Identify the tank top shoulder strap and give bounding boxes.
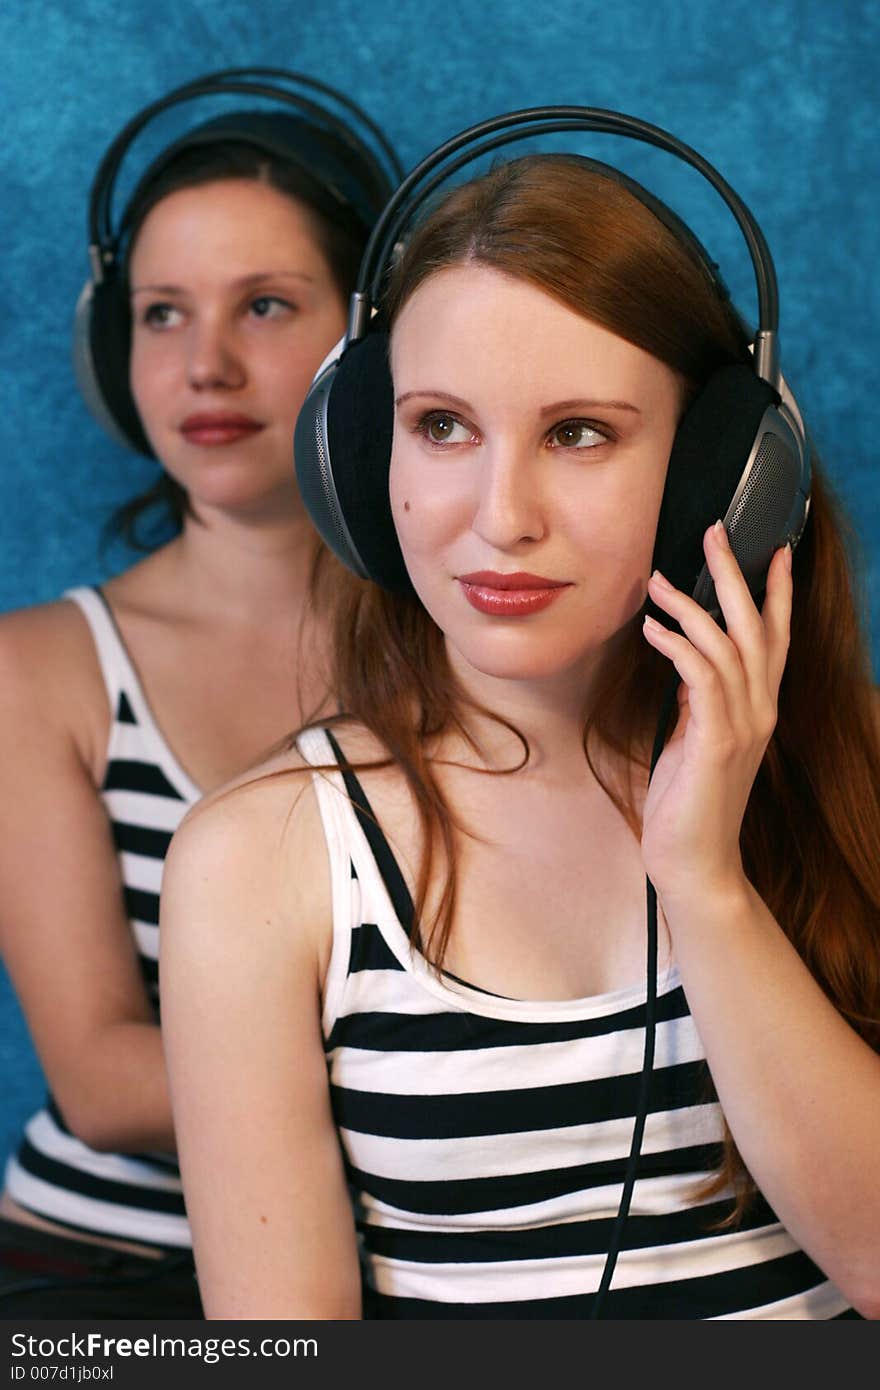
[63,584,203,805]
[324,728,416,932]
[297,727,508,1015]
[296,726,416,929]
[62,584,142,720]
[297,725,420,1034]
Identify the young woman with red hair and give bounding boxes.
[162,154,880,1320]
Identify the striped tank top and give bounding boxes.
[301,726,855,1319]
[4,586,194,1248]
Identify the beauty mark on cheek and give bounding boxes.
[404,500,411,512]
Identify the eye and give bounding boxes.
[548,419,609,450]
[416,412,475,446]
[249,295,293,319]
[141,302,183,329]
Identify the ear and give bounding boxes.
[295,325,411,591]
[72,273,153,455]
[653,364,779,595]
[653,363,808,621]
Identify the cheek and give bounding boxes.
[263,355,313,419]
[389,484,462,629]
[129,336,172,424]
[596,459,669,619]
[558,454,668,619]
[601,443,670,556]
[264,325,347,417]
[389,444,468,571]
[389,457,426,565]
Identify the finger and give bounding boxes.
[700,521,770,700]
[642,614,737,757]
[647,569,751,743]
[761,543,793,698]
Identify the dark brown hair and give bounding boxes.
[318,155,880,1215]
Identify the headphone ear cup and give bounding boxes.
[72,274,154,456]
[652,364,786,613]
[295,326,410,591]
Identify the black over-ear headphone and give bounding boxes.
[294,106,811,620]
[73,67,404,456]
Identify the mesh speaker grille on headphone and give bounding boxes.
[303,391,364,572]
[728,430,801,580]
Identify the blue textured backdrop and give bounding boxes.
[1,0,877,1164]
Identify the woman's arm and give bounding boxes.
[0,604,174,1153]
[660,874,880,1318]
[642,527,880,1318]
[160,767,362,1319]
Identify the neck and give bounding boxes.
[168,497,321,626]
[443,642,619,777]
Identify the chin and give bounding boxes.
[175,467,297,516]
[450,632,600,686]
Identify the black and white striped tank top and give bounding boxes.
[300,726,854,1319]
[4,586,194,1248]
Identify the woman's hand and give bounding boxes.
[639,520,793,909]
[637,524,880,1314]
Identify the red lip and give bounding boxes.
[180,412,264,446]
[459,571,565,590]
[457,571,571,616]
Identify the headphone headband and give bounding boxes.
[88,67,405,283]
[350,106,779,386]
[75,67,403,457]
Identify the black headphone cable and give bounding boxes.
[589,672,681,1319]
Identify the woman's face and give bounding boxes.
[129,178,347,521]
[390,264,684,693]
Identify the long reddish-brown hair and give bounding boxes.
[315,155,880,1211]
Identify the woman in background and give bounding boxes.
[0,70,400,1316]
[162,151,880,1319]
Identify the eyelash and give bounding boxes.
[140,303,180,328]
[413,412,475,446]
[547,418,612,449]
[248,295,296,319]
[137,295,296,329]
[412,411,613,450]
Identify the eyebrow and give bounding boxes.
[394,390,641,415]
[130,271,316,295]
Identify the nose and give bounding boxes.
[186,317,245,391]
[471,443,546,550]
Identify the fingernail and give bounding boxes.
[643,614,665,634]
[784,542,792,573]
[650,569,673,590]
[714,519,730,549]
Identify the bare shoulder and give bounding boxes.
[0,596,102,687]
[162,740,332,973]
[168,742,314,864]
[0,597,108,767]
